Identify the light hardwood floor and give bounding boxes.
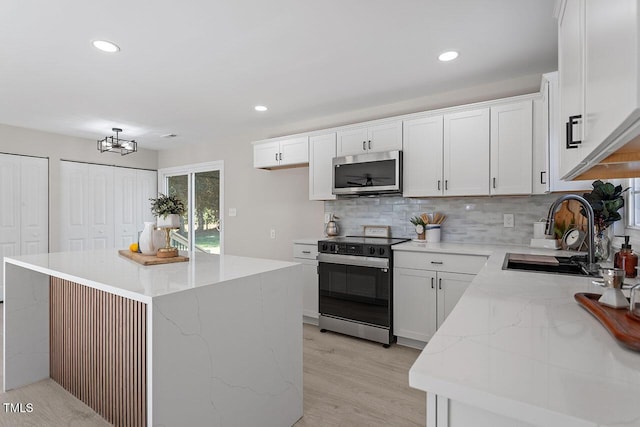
[0,305,425,426]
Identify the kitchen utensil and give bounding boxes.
[598,268,629,309]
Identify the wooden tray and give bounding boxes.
[118,250,189,266]
[575,292,640,351]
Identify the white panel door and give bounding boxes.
[309,133,337,200]
[403,115,444,197]
[279,136,309,166]
[114,167,138,249]
[87,164,114,250]
[20,156,48,255]
[368,121,403,153]
[336,127,369,156]
[137,169,158,229]
[394,268,438,342]
[0,155,21,260]
[436,272,474,328]
[443,108,490,196]
[490,101,533,195]
[60,161,89,251]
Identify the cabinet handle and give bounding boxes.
[363,141,366,151]
[540,171,547,185]
[437,180,441,191]
[431,277,435,289]
[279,152,283,161]
[566,115,582,149]
[438,278,442,290]
[492,177,496,189]
[445,180,448,190]
[430,261,443,265]
[368,140,371,150]
[302,250,311,254]
[275,153,278,162]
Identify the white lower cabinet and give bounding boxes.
[293,242,319,324]
[393,251,487,346]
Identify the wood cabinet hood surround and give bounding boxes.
[574,134,640,180]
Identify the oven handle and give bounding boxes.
[317,253,390,269]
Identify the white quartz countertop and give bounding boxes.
[4,250,297,304]
[405,242,640,427]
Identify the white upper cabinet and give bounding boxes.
[336,121,402,156]
[402,115,444,197]
[309,133,337,200]
[558,0,640,179]
[443,108,490,196]
[254,137,308,169]
[490,100,533,195]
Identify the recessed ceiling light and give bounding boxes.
[438,51,459,62]
[92,40,120,53]
[254,105,268,112]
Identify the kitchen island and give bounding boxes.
[400,242,640,427]
[3,249,303,426]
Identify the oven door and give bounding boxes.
[318,254,391,327]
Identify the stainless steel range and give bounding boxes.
[317,236,409,347]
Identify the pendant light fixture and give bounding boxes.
[97,128,137,155]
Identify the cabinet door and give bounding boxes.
[337,127,369,156]
[443,108,490,196]
[137,169,158,228]
[87,165,114,250]
[403,116,444,197]
[368,121,403,153]
[584,0,640,159]
[394,268,437,342]
[20,156,48,255]
[114,168,138,249]
[436,272,474,328]
[532,92,550,194]
[490,101,533,195]
[280,136,309,166]
[60,161,89,252]
[253,141,280,168]
[299,258,319,321]
[309,133,337,200]
[558,0,585,178]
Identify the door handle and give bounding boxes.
[275,153,278,162]
[437,180,441,191]
[540,171,547,185]
[279,152,283,161]
[493,177,496,189]
[566,115,582,149]
[445,180,448,190]
[368,140,371,150]
[430,261,443,265]
[363,141,366,150]
[438,278,442,290]
[431,277,434,289]
[302,250,311,254]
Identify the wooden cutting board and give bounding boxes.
[554,200,588,233]
[118,250,189,265]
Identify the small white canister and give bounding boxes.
[426,225,441,243]
[533,221,548,239]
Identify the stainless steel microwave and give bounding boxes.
[332,150,402,196]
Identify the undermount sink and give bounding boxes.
[503,253,600,277]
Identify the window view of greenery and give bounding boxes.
[167,171,220,254]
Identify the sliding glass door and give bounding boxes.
[160,162,223,254]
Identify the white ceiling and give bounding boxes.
[0,0,558,150]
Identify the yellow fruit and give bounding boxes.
[129,243,139,252]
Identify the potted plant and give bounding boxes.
[410,215,428,240]
[150,193,186,228]
[581,180,629,261]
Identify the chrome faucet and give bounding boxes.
[545,194,598,272]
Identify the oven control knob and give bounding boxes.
[330,244,336,253]
[321,243,328,251]
[378,247,385,256]
[369,247,376,255]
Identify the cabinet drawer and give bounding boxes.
[293,243,318,260]
[394,251,487,275]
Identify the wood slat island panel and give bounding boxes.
[49,277,147,426]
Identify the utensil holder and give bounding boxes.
[426,225,441,243]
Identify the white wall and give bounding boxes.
[158,74,544,261]
[0,124,158,252]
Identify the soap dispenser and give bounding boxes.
[614,236,638,278]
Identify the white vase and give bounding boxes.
[157,213,180,228]
[139,222,157,255]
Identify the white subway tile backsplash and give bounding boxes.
[325,194,561,245]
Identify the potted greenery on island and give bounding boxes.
[150,193,186,228]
